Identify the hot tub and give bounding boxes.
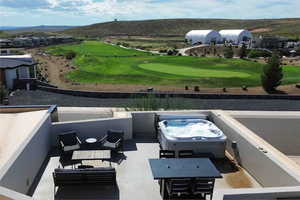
[157,115,227,158]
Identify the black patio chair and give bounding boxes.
[192,178,215,200]
[100,130,124,152]
[166,179,192,199]
[178,150,194,158]
[58,131,82,154]
[159,150,175,159]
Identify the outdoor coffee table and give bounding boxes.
[72,150,111,161]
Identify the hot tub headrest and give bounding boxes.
[157,114,208,121]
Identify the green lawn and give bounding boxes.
[47,41,300,88]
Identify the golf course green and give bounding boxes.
[48,41,300,88]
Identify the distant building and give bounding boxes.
[0,54,37,89]
[0,39,13,48]
[0,49,12,55]
[0,36,75,49]
[185,30,222,45]
[252,36,288,49]
[219,29,253,45]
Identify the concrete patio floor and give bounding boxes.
[32,140,261,200]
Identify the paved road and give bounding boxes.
[6,90,300,111]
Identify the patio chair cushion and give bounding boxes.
[63,144,80,152]
[103,141,117,149]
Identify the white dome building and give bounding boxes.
[185,30,222,45]
[219,29,253,44]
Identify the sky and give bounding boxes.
[0,0,300,26]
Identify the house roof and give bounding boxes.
[0,58,37,69]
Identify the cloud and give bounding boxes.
[0,0,299,26]
[0,0,50,9]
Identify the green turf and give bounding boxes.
[139,63,251,78]
[47,41,300,88]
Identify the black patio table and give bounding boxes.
[149,158,222,199]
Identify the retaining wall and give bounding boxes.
[37,86,300,100]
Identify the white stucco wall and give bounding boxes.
[214,186,300,200]
[236,118,300,156]
[0,114,51,195]
[212,110,300,187]
[50,117,133,146]
[0,186,33,200]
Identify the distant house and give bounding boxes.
[185,30,222,45]
[13,38,33,47]
[0,39,13,48]
[252,36,288,49]
[0,54,37,89]
[219,29,253,45]
[0,49,12,55]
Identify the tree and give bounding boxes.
[0,84,8,104]
[224,45,234,58]
[239,43,247,59]
[296,47,300,56]
[65,50,76,60]
[261,51,283,93]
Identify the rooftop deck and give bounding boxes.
[32,139,261,200]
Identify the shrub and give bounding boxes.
[167,49,174,55]
[296,47,300,56]
[0,85,8,104]
[261,51,283,92]
[122,42,130,47]
[224,46,234,58]
[159,49,167,53]
[125,94,186,111]
[65,50,76,60]
[248,49,271,58]
[194,86,200,92]
[239,44,247,59]
[166,49,179,56]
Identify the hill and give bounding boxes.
[0,26,27,30]
[63,18,300,38]
[3,25,76,34]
